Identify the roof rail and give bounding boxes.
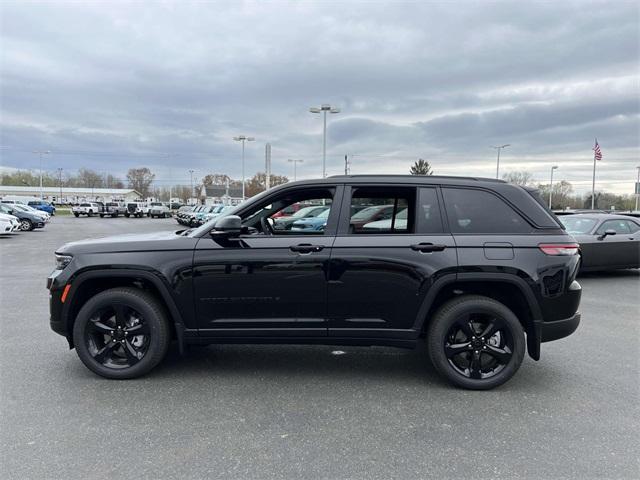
[328,174,506,183]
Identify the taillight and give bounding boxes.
[538,243,580,256]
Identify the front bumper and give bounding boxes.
[540,312,581,342]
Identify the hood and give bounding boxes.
[57,230,197,255]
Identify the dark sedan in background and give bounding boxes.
[561,214,640,272]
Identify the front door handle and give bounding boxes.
[290,243,324,254]
[410,243,446,253]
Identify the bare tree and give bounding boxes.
[126,167,155,198]
[502,170,535,186]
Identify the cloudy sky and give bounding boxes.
[1,0,638,194]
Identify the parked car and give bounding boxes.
[100,202,127,218]
[72,202,101,217]
[0,203,46,230]
[27,200,56,215]
[177,205,205,226]
[274,205,328,230]
[290,208,331,232]
[201,205,234,225]
[0,212,20,234]
[124,202,145,218]
[148,202,172,218]
[361,207,409,232]
[349,204,397,232]
[49,175,582,389]
[270,202,303,218]
[561,214,640,271]
[191,205,228,226]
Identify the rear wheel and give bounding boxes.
[88,210,94,217]
[99,214,104,218]
[74,212,80,217]
[125,213,130,218]
[427,295,525,390]
[73,288,171,379]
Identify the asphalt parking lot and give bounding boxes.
[1,216,638,479]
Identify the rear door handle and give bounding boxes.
[290,243,324,254]
[410,243,447,253]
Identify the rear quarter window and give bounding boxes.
[443,188,533,234]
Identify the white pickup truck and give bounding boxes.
[72,202,102,217]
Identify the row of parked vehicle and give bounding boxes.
[71,201,173,218]
[0,200,53,233]
[175,204,234,227]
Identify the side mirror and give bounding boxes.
[211,215,243,236]
[597,229,617,240]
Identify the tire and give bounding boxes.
[100,214,104,218]
[112,213,118,218]
[427,295,525,390]
[20,218,34,231]
[88,210,94,217]
[72,287,171,379]
[125,213,130,218]
[74,213,80,217]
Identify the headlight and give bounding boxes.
[55,254,73,270]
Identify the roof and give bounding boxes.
[203,185,243,198]
[0,185,142,195]
[562,213,640,220]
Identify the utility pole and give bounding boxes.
[265,143,272,190]
[33,150,51,199]
[189,169,195,205]
[309,104,340,178]
[344,155,350,175]
[491,144,510,179]
[635,166,640,212]
[233,135,255,200]
[549,165,558,209]
[288,159,303,181]
[57,168,63,204]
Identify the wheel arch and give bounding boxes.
[62,269,186,351]
[415,272,542,360]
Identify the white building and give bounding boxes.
[0,185,142,204]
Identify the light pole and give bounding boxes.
[491,144,510,179]
[57,168,63,203]
[309,104,340,178]
[233,135,255,200]
[288,159,304,181]
[635,166,640,212]
[549,165,558,209]
[188,169,195,205]
[34,150,51,199]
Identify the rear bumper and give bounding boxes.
[540,312,581,342]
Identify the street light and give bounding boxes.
[491,144,510,179]
[288,159,304,181]
[188,169,195,204]
[549,165,559,209]
[309,104,340,178]
[233,135,255,200]
[33,150,51,199]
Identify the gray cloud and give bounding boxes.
[1,0,638,193]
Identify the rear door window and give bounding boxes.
[442,188,532,234]
[347,187,415,234]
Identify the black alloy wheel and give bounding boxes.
[427,295,525,390]
[73,288,170,379]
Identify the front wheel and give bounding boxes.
[88,210,94,217]
[20,219,34,231]
[73,288,171,379]
[427,295,525,390]
[74,212,80,217]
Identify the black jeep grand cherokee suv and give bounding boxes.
[48,175,581,389]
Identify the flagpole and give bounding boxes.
[591,138,597,209]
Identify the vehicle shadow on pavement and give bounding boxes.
[150,342,453,388]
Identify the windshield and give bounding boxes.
[151,202,163,206]
[561,216,597,234]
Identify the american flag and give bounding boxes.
[593,139,602,161]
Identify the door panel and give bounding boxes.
[193,235,333,336]
[327,234,457,337]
